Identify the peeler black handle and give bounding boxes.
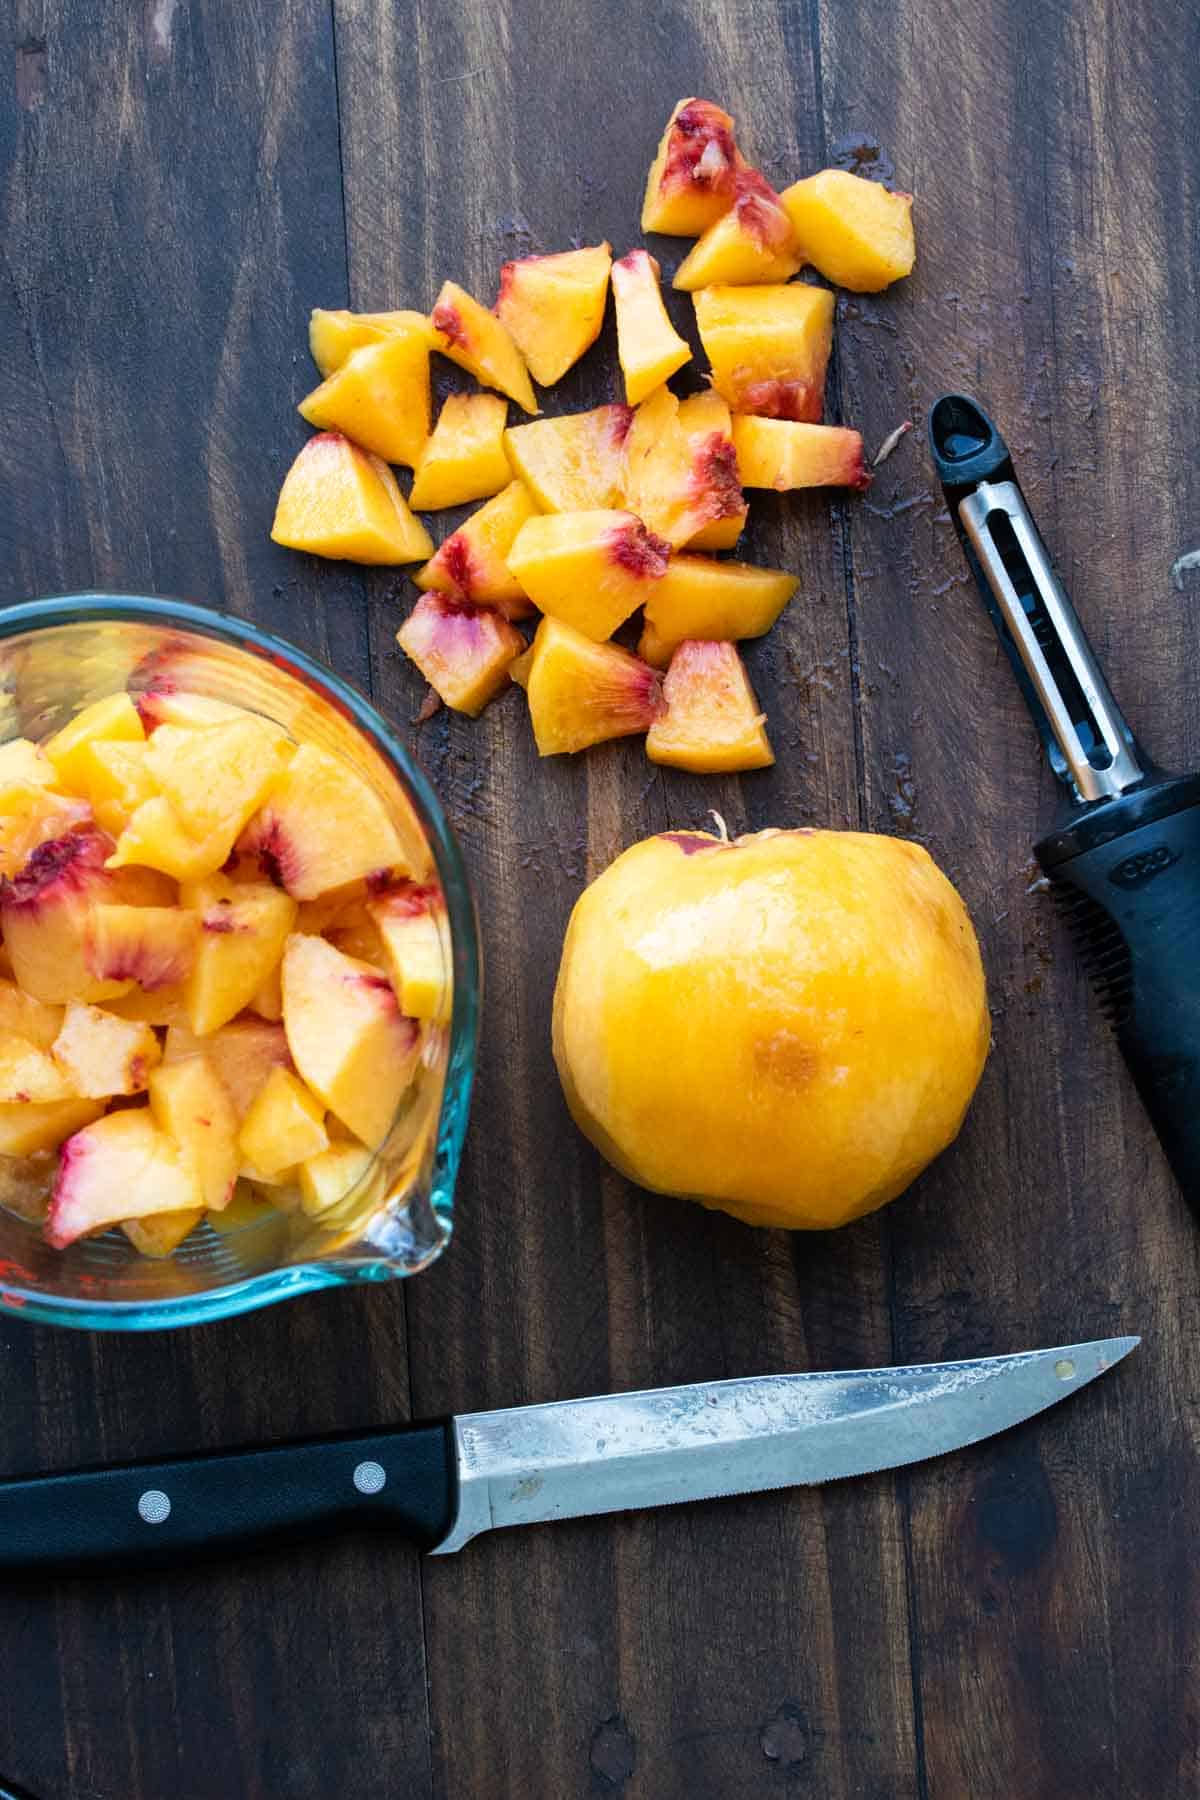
[1039,774,1200,1209]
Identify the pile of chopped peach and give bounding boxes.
[272,98,916,773]
[0,692,447,1258]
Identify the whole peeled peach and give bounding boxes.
[552,826,989,1229]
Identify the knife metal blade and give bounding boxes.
[0,1337,1136,1576]
[433,1336,1138,1551]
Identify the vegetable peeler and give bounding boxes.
[930,394,1200,1208]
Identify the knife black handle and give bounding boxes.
[1038,775,1200,1214]
[0,1421,456,1578]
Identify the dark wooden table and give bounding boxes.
[1,1,1197,1794]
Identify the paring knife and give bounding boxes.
[0,1337,1135,1574]
[930,394,1200,1209]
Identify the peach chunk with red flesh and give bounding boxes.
[693,283,834,421]
[178,872,298,1035]
[505,510,670,641]
[621,386,745,549]
[430,281,539,414]
[512,617,663,757]
[408,394,512,512]
[641,99,744,236]
[732,417,870,491]
[610,251,691,405]
[272,432,433,565]
[51,1001,161,1098]
[45,1108,201,1249]
[397,594,525,717]
[236,742,409,902]
[673,168,802,290]
[503,406,632,513]
[493,243,612,388]
[646,639,774,773]
[84,903,199,992]
[676,392,748,550]
[298,326,432,467]
[281,933,420,1148]
[1,832,132,1005]
[367,879,451,1021]
[779,169,915,292]
[0,785,93,881]
[414,480,538,616]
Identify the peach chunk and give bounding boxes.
[299,1137,379,1219]
[0,739,56,789]
[780,170,915,291]
[0,1150,57,1223]
[503,406,632,512]
[149,1053,240,1211]
[646,640,774,773]
[238,1066,329,1178]
[0,1037,74,1103]
[281,933,420,1147]
[308,307,433,378]
[85,903,199,992]
[0,1098,103,1158]
[610,250,691,404]
[506,510,670,641]
[732,417,870,491]
[1,832,132,1004]
[51,1001,161,1098]
[641,98,743,236]
[639,556,799,667]
[493,243,612,387]
[512,617,663,757]
[414,480,539,616]
[46,1109,201,1249]
[0,978,63,1049]
[178,872,297,1034]
[249,961,283,1022]
[367,880,450,1021]
[44,693,144,793]
[409,394,512,511]
[299,329,432,467]
[144,715,293,859]
[673,169,802,290]
[397,594,525,717]
[69,740,157,837]
[693,283,834,420]
[677,392,749,549]
[272,432,434,565]
[237,743,408,901]
[164,1019,292,1121]
[430,280,539,415]
[134,691,248,733]
[121,1210,205,1258]
[621,385,745,549]
[106,797,229,884]
[0,785,93,881]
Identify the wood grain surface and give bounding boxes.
[0,0,1196,1794]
